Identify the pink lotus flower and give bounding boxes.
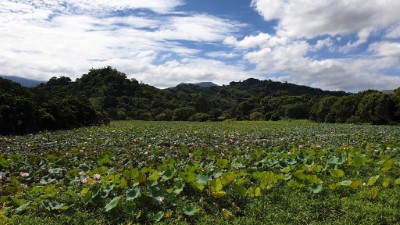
[20,172,29,177]
[93,174,101,179]
[0,175,3,180]
[79,171,85,176]
[81,178,88,184]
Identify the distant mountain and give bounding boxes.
[381,90,394,94]
[195,82,218,88]
[173,82,218,89]
[0,75,44,87]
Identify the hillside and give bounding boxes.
[1,66,400,134]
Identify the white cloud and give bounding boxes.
[224,33,288,49]
[236,0,400,91]
[369,42,400,58]
[386,24,400,39]
[124,58,253,88]
[315,38,333,50]
[0,0,184,17]
[2,0,400,92]
[205,51,238,59]
[151,15,243,42]
[251,0,400,39]
[244,40,310,72]
[230,33,400,91]
[0,0,246,84]
[68,0,184,14]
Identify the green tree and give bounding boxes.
[330,95,359,123]
[311,96,338,122]
[356,92,395,124]
[172,107,196,121]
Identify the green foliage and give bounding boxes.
[1,121,400,224]
[4,66,400,132]
[0,78,97,135]
[356,92,395,124]
[250,111,263,121]
[189,112,210,122]
[104,196,121,212]
[173,107,196,121]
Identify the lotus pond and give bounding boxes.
[1,121,400,224]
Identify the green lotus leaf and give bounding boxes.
[126,187,141,201]
[104,196,121,212]
[232,162,244,169]
[211,191,227,198]
[381,159,393,172]
[340,180,353,186]
[327,156,339,164]
[190,181,205,192]
[39,176,56,185]
[79,163,91,173]
[350,180,363,189]
[153,211,164,222]
[48,168,63,175]
[216,159,228,168]
[196,174,211,185]
[382,178,391,188]
[351,155,368,167]
[148,171,160,181]
[101,185,115,199]
[286,158,297,165]
[370,187,379,199]
[221,173,236,186]
[161,168,176,181]
[232,184,247,196]
[246,187,261,197]
[367,175,380,186]
[149,186,166,202]
[121,158,130,166]
[309,183,323,194]
[15,201,31,213]
[173,180,185,195]
[297,153,308,162]
[183,204,198,216]
[42,200,67,211]
[330,169,345,178]
[210,178,223,192]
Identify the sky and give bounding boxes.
[1,0,400,91]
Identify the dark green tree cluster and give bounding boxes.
[2,66,400,135]
[0,78,97,135]
[310,90,399,125]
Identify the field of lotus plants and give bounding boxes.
[0,120,400,224]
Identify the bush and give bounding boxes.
[250,112,263,121]
[189,113,210,122]
[172,107,196,121]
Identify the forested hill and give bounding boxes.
[170,78,346,97]
[1,66,400,135]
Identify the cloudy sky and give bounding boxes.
[1,0,400,91]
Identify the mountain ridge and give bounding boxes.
[0,75,44,87]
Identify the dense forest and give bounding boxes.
[1,66,400,135]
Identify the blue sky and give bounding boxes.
[1,0,400,91]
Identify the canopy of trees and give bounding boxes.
[1,66,400,135]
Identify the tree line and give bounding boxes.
[1,66,399,135]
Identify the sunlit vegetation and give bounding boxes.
[1,121,399,224]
